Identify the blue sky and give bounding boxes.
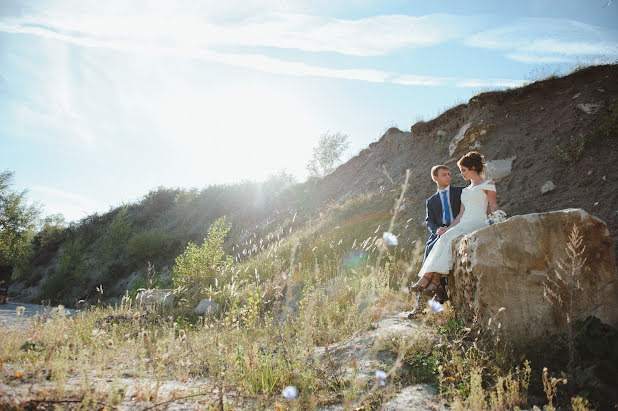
[1,0,617,222]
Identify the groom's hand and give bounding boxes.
[437,227,448,236]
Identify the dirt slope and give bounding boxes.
[314,64,618,256]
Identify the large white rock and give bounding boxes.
[577,102,602,115]
[136,289,175,308]
[449,121,491,157]
[448,209,618,346]
[485,157,516,182]
[541,180,556,194]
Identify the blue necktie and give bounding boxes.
[441,190,451,226]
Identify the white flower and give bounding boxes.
[428,299,444,313]
[382,232,398,246]
[375,370,387,386]
[282,385,298,400]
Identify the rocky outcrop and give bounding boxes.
[136,289,175,307]
[448,209,617,346]
[485,157,516,182]
[194,298,219,315]
[448,121,491,157]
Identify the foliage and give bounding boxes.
[0,170,40,265]
[306,131,350,177]
[555,135,585,164]
[544,225,585,373]
[597,97,618,139]
[42,238,87,300]
[172,217,233,306]
[128,228,177,264]
[99,207,132,261]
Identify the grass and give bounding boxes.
[2,180,613,409]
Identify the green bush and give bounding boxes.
[128,228,176,264]
[555,135,585,164]
[172,217,233,306]
[42,238,87,301]
[98,207,132,260]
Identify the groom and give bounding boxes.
[424,165,463,262]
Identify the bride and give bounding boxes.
[411,151,499,293]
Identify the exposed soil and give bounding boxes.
[314,64,618,257]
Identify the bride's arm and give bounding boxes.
[447,204,465,230]
[484,181,499,212]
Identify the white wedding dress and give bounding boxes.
[418,180,496,277]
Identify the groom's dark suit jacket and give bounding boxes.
[424,186,463,261]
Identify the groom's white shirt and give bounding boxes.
[437,185,455,225]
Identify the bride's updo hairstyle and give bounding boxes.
[457,151,486,175]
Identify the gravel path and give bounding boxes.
[0,302,77,329]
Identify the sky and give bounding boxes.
[1,0,617,222]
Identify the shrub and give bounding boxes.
[128,228,176,264]
[555,135,585,164]
[172,217,233,307]
[99,207,132,261]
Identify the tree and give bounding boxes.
[0,170,40,266]
[306,131,350,177]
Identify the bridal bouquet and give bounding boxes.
[487,210,507,225]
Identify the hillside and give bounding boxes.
[316,63,617,253]
[2,64,617,411]
[9,63,618,306]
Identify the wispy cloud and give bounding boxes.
[455,78,526,88]
[30,185,106,221]
[1,11,474,57]
[392,74,453,86]
[466,18,618,63]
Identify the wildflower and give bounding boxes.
[428,299,444,313]
[106,339,114,349]
[382,232,398,246]
[15,371,22,378]
[282,386,298,400]
[375,370,387,386]
[133,312,141,322]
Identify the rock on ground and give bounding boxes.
[449,209,618,347]
[135,289,175,308]
[382,384,447,410]
[485,157,516,182]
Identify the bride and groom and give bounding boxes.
[411,151,500,299]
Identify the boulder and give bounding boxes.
[577,102,602,115]
[136,289,175,308]
[541,180,556,194]
[448,209,617,347]
[194,299,219,315]
[449,121,491,157]
[485,157,516,182]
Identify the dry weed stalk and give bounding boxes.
[543,224,586,372]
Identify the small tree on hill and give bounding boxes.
[0,170,40,266]
[172,216,233,306]
[306,131,350,178]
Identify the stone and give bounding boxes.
[136,289,175,308]
[449,121,491,157]
[541,180,556,194]
[194,299,219,315]
[448,209,618,347]
[382,385,446,411]
[485,157,516,182]
[577,102,602,115]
